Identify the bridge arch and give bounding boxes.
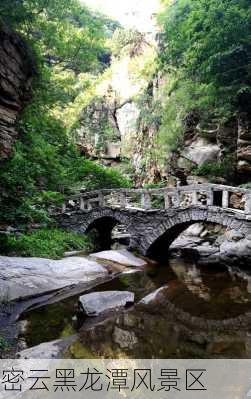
[144,208,248,261]
[82,209,130,251]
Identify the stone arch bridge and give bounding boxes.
[56,184,251,261]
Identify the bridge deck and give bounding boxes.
[62,183,251,216]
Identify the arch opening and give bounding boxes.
[146,221,227,263]
[86,216,129,252]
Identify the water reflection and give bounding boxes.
[20,257,251,358]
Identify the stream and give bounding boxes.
[12,255,251,359]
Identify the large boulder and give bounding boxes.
[79,291,134,316]
[117,102,139,137]
[181,137,220,167]
[219,237,251,265]
[0,256,108,301]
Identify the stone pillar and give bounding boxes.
[98,193,104,207]
[174,191,180,207]
[164,193,171,209]
[192,191,198,205]
[120,193,127,208]
[207,190,214,206]
[80,197,86,210]
[245,193,251,214]
[222,191,229,208]
[141,192,151,209]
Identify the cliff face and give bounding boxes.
[0,24,35,159]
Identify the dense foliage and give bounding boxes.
[159,0,251,116]
[192,156,236,182]
[156,0,251,165]
[0,0,127,226]
[1,228,94,259]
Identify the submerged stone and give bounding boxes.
[79,291,135,316]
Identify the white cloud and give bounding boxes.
[81,0,160,32]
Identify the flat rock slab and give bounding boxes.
[0,256,108,301]
[79,291,135,316]
[90,249,147,267]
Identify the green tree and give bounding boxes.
[159,0,251,114]
[0,0,127,226]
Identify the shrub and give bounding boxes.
[192,157,235,181]
[3,229,94,259]
[75,159,132,190]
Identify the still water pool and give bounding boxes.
[20,257,251,358]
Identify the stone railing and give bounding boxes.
[62,184,251,215]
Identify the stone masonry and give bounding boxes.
[56,184,251,261]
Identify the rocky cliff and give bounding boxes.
[0,24,35,159]
[74,27,251,187]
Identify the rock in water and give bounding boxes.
[79,291,135,316]
[0,256,108,301]
[90,249,146,267]
[139,287,168,305]
[17,336,77,359]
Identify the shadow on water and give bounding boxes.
[17,255,251,358]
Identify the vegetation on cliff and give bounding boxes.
[0,0,129,227]
[159,0,251,119]
[156,0,251,182]
[1,0,251,257]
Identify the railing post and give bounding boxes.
[141,192,151,209]
[192,191,198,205]
[164,193,171,209]
[245,193,251,214]
[175,191,180,207]
[222,191,229,208]
[207,190,214,206]
[80,197,86,210]
[98,193,104,207]
[119,192,127,208]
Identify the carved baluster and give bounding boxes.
[222,191,229,208]
[141,192,151,209]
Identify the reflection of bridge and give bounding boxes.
[57,184,251,260]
